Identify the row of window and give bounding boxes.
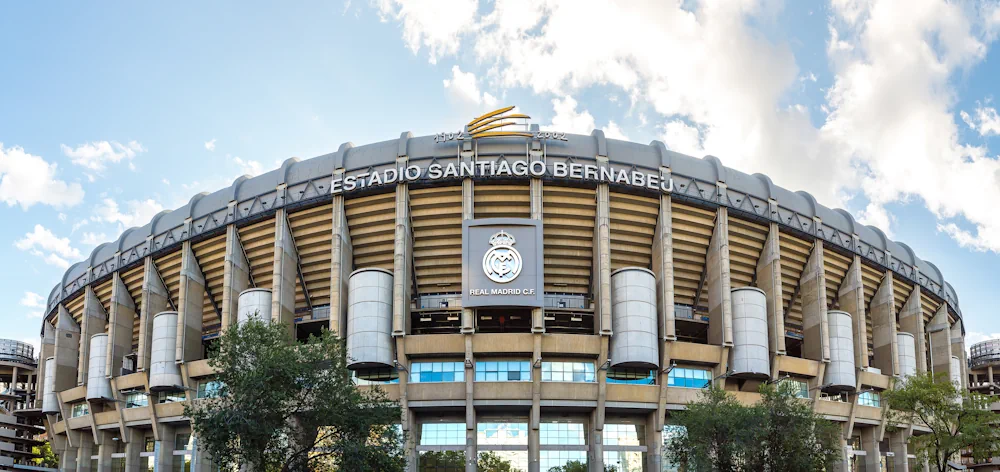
[365,361,692,385]
[420,422,644,447]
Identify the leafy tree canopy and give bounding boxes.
[185,319,405,472]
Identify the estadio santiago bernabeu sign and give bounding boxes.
[462,219,544,308]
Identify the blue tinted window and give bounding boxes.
[410,362,465,383]
[475,360,531,382]
[541,361,595,383]
[607,367,656,385]
[667,367,711,388]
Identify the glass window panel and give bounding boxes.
[476,422,528,446]
[539,451,587,471]
[353,367,400,385]
[858,391,881,408]
[144,437,155,453]
[604,450,645,472]
[540,362,596,383]
[419,450,465,472]
[478,451,527,472]
[174,434,192,451]
[475,360,531,382]
[125,392,148,408]
[420,423,466,446]
[540,422,586,446]
[607,368,656,385]
[171,454,192,472]
[603,424,645,446]
[667,367,711,389]
[410,362,465,383]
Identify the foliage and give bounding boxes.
[420,450,465,470]
[884,372,1000,472]
[185,318,405,472]
[477,451,520,472]
[665,382,840,472]
[33,442,59,468]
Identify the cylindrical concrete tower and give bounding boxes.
[149,311,182,391]
[609,268,659,369]
[346,268,394,370]
[238,288,272,325]
[41,357,58,414]
[85,334,111,400]
[950,355,962,389]
[824,310,856,393]
[729,287,769,379]
[896,332,917,380]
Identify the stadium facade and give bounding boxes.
[30,108,968,472]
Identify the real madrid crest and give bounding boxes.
[483,230,522,284]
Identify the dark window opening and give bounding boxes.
[476,308,532,333]
[411,308,463,335]
[296,319,327,343]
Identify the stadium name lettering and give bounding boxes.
[330,159,674,194]
[469,288,537,296]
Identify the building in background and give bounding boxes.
[0,339,45,470]
[964,339,1000,471]
[31,111,968,472]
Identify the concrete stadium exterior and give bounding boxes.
[28,114,969,472]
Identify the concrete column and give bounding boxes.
[123,428,142,472]
[37,322,56,408]
[54,305,81,396]
[653,192,675,342]
[756,222,785,357]
[59,444,79,472]
[646,410,663,472]
[221,224,250,332]
[177,242,206,363]
[839,255,870,369]
[329,192,353,337]
[106,273,136,379]
[391,176,411,337]
[800,241,830,362]
[871,273,899,376]
[96,431,116,471]
[929,304,953,382]
[707,207,733,346]
[154,426,176,472]
[828,435,849,472]
[461,178,474,335]
[76,435,94,472]
[890,430,909,472]
[137,257,169,372]
[595,183,612,335]
[79,286,108,386]
[589,408,605,472]
[530,177,545,333]
[951,319,968,390]
[861,427,881,472]
[272,210,299,334]
[191,435,213,472]
[396,338,416,472]
[899,285,928,374]
[529,336,541,472]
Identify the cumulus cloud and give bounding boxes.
[0,144,85,210]
[91,198,165,231]
[20,291,45,318]
[81,231,109,246]
[545,96,628,140]
[14,224,82,269]
[231,156,263,177]
[960,105,1000,136]
[443,65,498,108]
[205,139,217,151]
[61,140,145,171]
[375,0,478,64]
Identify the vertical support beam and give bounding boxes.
[96,430,115,472]
[929,304,952,380]
[530,177,545,334]
[890,430,909,472]
[951,319,967,390]
[839,254,870,369]
[53,306,80,401]
[706,207,733,346]
[899,286,927,374]
[529,176,544,472]
[800,241,830,362]
[123,428,142,472]
[76,434,94,472]
[106,272,136,380]
[871,272,899,377]
[138,257,169,372]
[652,192,675,342]
[392,173,411,337]
[221,224,250,332]
[329,191,353,336]
[860,427,881,472]
[58,441,78,472]
[177,241,206,363]
[595,183,612,335]
[154,425,176,472]
[79,286,108,385]
[756,222,785,357]
[461,178,475,335]
[272,209,299,334]
[36,322,56,408]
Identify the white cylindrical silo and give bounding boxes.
[41,357,58,414]
[950,355,962,388]
[897,332,917,380]
[149,311,182,391]
[86,334,111,400]
[238,288,272,325]
[824,310,856,393]
[346,268,394,370]
[729,287,770,379]
[609,268,659,369]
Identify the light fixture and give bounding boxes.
[393,360,408,372]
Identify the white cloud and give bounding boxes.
[162,178,170,186]
[70,219,88,234]
[205,139,217,151]
[20,291,45,318]
[61,140,145,171]
[231,156,263,177]
[602,121,628,141]
[58,213,67,222]
[966,331,1000,353]
[443,65,499,108]
[660,120,704,157]
[375,0,478,64]
[14,224,81,269]
[81,231,109,246]
[960,105,1000,136]
[0,144,84,210]
[91,198,165,231]
[857,202,895,239]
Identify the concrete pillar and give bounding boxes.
[871,273,899,376]
[123,428,142,472]
[890,430,909,472]
[828,435,849,472]
[106,273,136,379]
[329,192,353,337]
[59,444,79,472]
[530,177,545,334]
[221,224,250,332]
[391,174,411,337]
[929,304,953,382]
[756,222,785,357]
[191,435,213,472]
[589,408,605,472]
[595,184,612,336]
[54,305,81,396]
[137,257,169,372]
[461,178,474,335]
[177,242,206,362]
[646,410,663,472]
[800,241,830,362]
[79,286,108,386]
[951,319,968,390]
[653,192,676,342]
[861,427,881,472]
[96,431,116,472]
[839,254,870,369]
[37,323,56,408]
[154,426,176,472]
[76,435,94,472]
[707,207,733,346]
[397,339,416,472]
[272,210,298,334]
[529,177,543,472]
[899,285,928,374]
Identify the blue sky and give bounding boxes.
[2,0,999,352]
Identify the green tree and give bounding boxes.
[477,451,520,472]
[33,442,59,468]
[185,318,405,472]
[665,387,756,471]
[884,372,1000,472]
[418,450,465,470]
